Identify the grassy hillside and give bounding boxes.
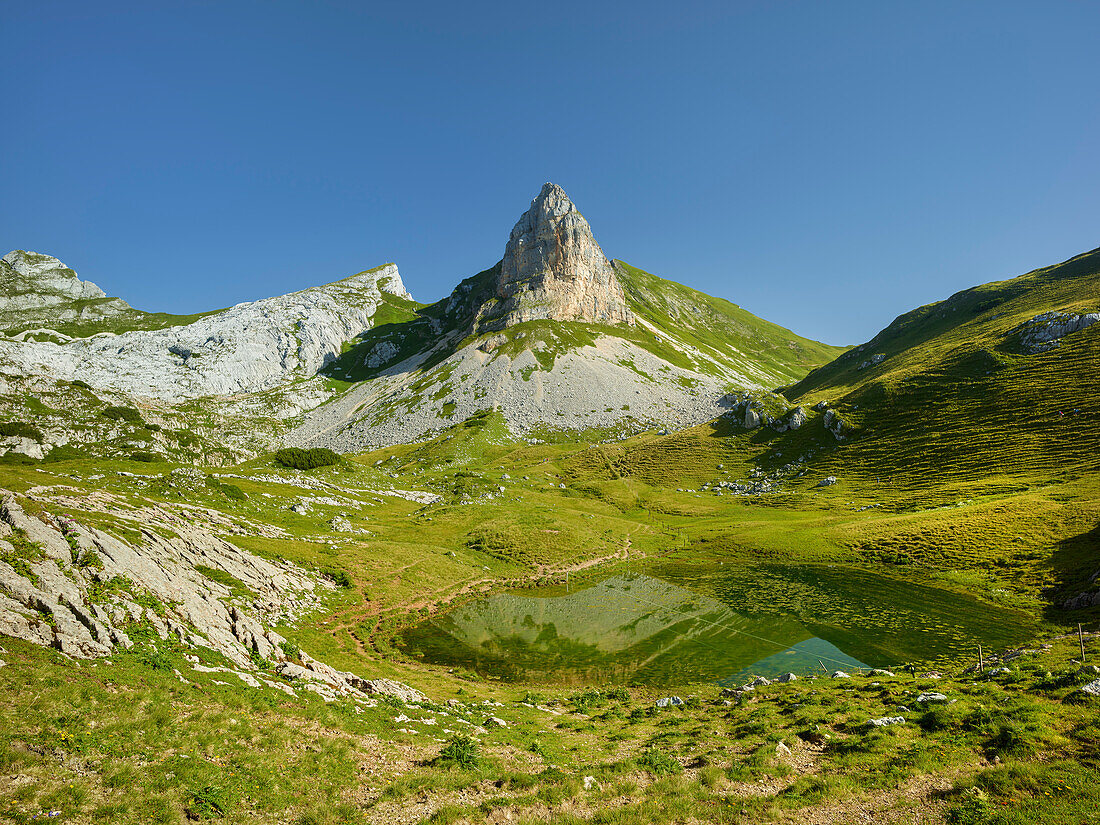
[776,246,1100,487]
[0,430,1097,824]
[615,261,846,385]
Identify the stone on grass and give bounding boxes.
[867,716,906,727]
[916,692,948,704]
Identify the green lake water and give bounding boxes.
[399,563,1037,687]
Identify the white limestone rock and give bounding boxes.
[488,183,632,327]
[0,257,411,401]
[1013,310,1100,353]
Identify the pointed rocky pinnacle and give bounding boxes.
[491,183,633,326]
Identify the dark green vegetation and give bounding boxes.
[273,447,342,470]
[0,422,43,442]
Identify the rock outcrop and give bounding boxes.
[1012,310,1100,353]
[0,250,131,328]
[486,183,632,328]
[0,256,412,400]
[0,491,424,703]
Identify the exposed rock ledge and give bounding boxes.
[0,491,425,704]
[1012,310,1100,353]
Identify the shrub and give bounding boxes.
[143,648,173,672]
[435,734,479,769]
[128,451,157,462]
[102,405,143,423]
[76,550,103,570]
[280,641,301,662]
[946,787,990,824]
[320,566,353,588]
[273,447,341,470]
[0,421,43,442]
[204,476,247,501]
[638,747,682,776]
[569,688,603,712]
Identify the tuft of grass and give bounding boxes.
[434,734,480,769]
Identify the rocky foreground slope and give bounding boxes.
[0,485,423,702]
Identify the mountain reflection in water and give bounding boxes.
[400,568,1034,686]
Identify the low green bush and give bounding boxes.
[320,566,353,588]
[185,783,236,819]
[102,405,143,423]
[435,734,479,769]
[204,476,247,501]
[0,421,43,442]
[273,447,342,470]
[638,747,682,776]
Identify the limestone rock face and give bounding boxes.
[0,257,412,400]
[490,183,632,327]
[0,250,132,328]
[1012,310,1100,353]
[0,250,108,308]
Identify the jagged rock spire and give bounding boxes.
[492,183,632,326]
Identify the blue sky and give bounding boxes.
[3,0,1098,345]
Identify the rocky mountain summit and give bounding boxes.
[484,182,633,329]
[0,250,131,332]
[0,184,841,457]
[288,184,842,449]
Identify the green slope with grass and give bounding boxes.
[615,260,847,384]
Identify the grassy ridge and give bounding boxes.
[615,260,847,383]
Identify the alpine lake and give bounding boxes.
[399,560,1038,687]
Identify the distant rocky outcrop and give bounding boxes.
[0,250,131,328]
[485,183,633,328]
[0,254,412,401]
[1012,311,1100,353]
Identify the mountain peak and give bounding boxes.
[1,250,107,303]
[0,250,126,329]
[491,183,633,327]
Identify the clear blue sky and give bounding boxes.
[3,1,1098,345]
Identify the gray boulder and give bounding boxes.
[916,692,948,704]
[866,716,906,727]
